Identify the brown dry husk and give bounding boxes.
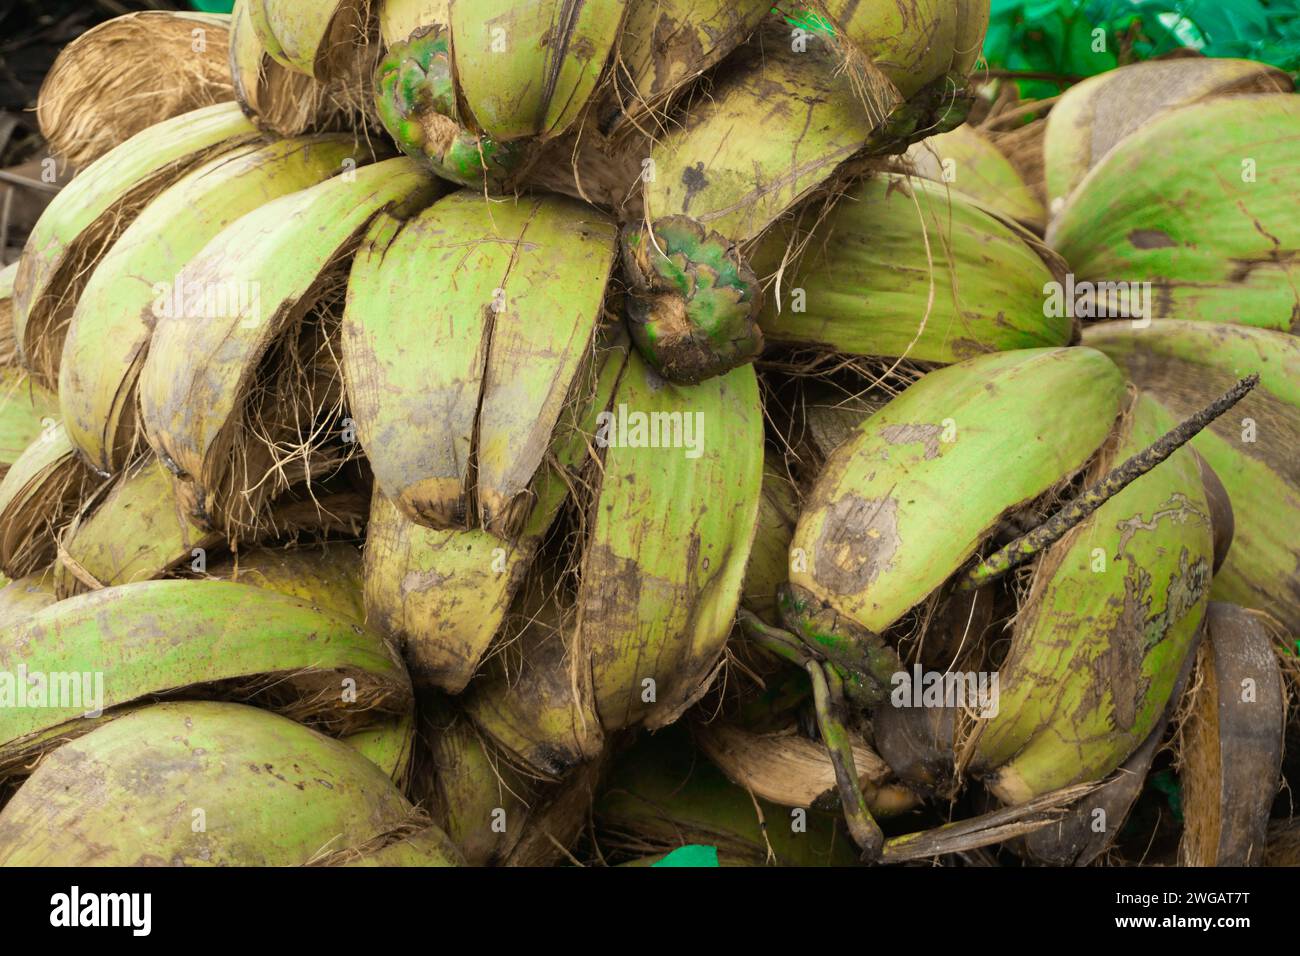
[38,12,235,169]
[234,2,381,139]
[194,265,362,539]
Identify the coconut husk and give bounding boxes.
[205,539,366,624]
[1042,57,1292,212]
[37,11,235,169]
[903,123,1046,228]
[53,457,221,597]
[0,578,411,780]
[0,701,435,867]
[1022,620,1202,865]
[0,423,95,578]
[230,0,381,138]
[0,367,59,479]
[985,117,1047,209]
[414,696,603,866]
[1177,603,1285,866]
[694,718,918,816]
[0,262,17,366]
[0,567,57,626]
[1265,819,1300,866]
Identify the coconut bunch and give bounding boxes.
[2,4,1297,869]
[723,344,1275,861]
[370,0,991,383]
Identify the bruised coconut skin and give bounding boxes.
[621,216,763,384]
[789,348,1127,636]
[1021,625,1201,865]
[374,27,522,189]
[0,701,444,867]
[0,579,411,779]
[974,394,1215,805]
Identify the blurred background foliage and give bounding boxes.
[985,0,1300,97]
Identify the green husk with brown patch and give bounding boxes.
[1083,320,1300,637]
[341,190,617,536]
[1049,94,1300,331]
[968,393,1214,804]
[1042,56,1292,213]
[0,579,410,779]
[790,348,1125,639]
[0,701,447,866]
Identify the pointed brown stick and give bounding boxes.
[959,375,1259,591]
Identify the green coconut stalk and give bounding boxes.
[342,191,617,535]
[1178,603,1284,866]
[904,123,1046,227]
[599,0,769,139]
[53,458,220,598]
[1083,320,1300,637]
[13,102,257,389]
[790,348,1125,642]
[60,135,370,474]
[970,393,1214,804]
[0,423,92,578]
[446,0,627,144]
[205,541,366,623]
[750,173,1071,363]
[0,369,59,476]
[595,724,861,866]
[1043,57,1292,213]
[36,11,235,170]
[621,25,878,383]
[0,579,410,777]
[137,157,440,536]
[0,701,446,867]
[1049,94,1300,331]
[576,350,763,733]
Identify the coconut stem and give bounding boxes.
[736,609,811,666]
[737,609,884,860]
[807,660,884,860]
[960,374,1259,591]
